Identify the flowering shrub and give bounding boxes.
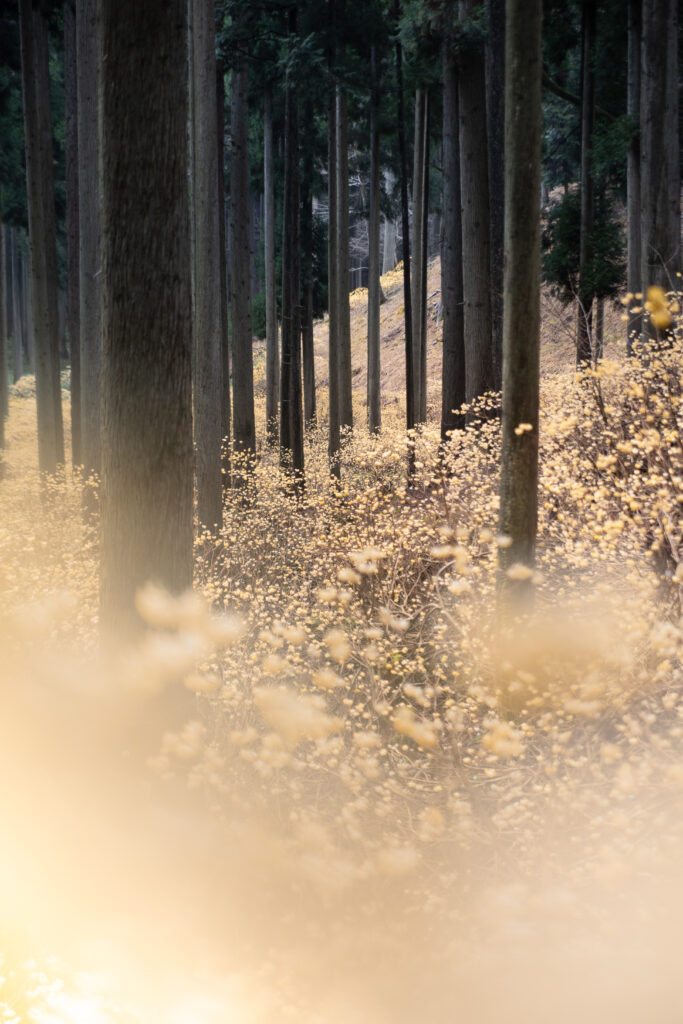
[0,280,681,1022]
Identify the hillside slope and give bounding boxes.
[253,257,626,423]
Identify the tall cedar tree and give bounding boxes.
[99,0,193,632]
[394,0,415,448]
[24,263,35,372]
[64,0,81,466]
[192,0,223,526]
[498,0,543,597]
[230,14,256,475]
[0,223,7,447]
[301,97,316,428]
[459,0,494,404]
[336,80,353,431]
[367,43,381,434]
[419,96,429,423]
[216,57,231,483]
[411,87,427,423]
[441,18,466,446]
[327,32,341,477]
[77,0,100,486]
[279,15,304,489]
[10,230,23,382]
[640,0,680,328]
[18,0,64,474]
[486,0,504,388]
[382,170,397,274]
[264,82,279,444]
[626,0,641,352]
[576,0,596,365]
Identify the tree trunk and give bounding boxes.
[328,84,341,477]
[251,192,262,299]
[3,228,12,390]
[486,0,504,390]
[626,0,641,354]
[65,0,81,467]
[576,0,596,366]
[230,28,256,479]
[99,0,193,634]
[395,0,415,449]
[279,44,304,490]
[0,222,7,447]
[58,289,67,361]
[192,0,223,526]
[10,230,23,384]
[301,97,316,429]
[24,259,35,374]
[382,171,397,275]
[336,83,353,432]
[498,0,543,597]
[264,82,279,445]
[411,88,426,422]
[441,24,466,446]
[419,94,429,422]
[640,0,680,334]
[595,295,604,362]
[77,0,101,485]
[18,0,64,474]
[459,0,494,404]
[302,272,315,428]
[216,57,231,486]
[367,44,381,434]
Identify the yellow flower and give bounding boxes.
[645,285,673,329]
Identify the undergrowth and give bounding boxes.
[0,292,681,1022]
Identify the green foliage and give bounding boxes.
[0,63,26,227]
[542,188,625,304]
[590,113,633,195]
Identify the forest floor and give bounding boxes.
[0,269,682,1023]
[252,255,626,413]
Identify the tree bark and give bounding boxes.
[58,289,67,361]
[65,0,81,467]
[18,0,64,474]
[395,0,415,449]
[216,57,231,486]
[336,83,353,432]
[10,230,23,383]
[441,25,466,446]
[640,0,680,333]
[230,26,256,477]
[24,259,35,374]
[367,44,381,434]
[302,270,315,428]
[625,0,641,354]
[595,295,604,362]
[301,102,316,429]
[264,82,279,445]
[77,0,101,485]
[192,0,223,526]
[0,222,7,447]
[382,171,397,274]
[99,0,193,634]
[328,84,341,477]
[419,94,429,422]
[486,0,504,390]
[411,88,426,422]
[498,0,543,596]
[3,228,12,393]
[576,0,596,366]
[459,0,494,404]
[279,45,304,490]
